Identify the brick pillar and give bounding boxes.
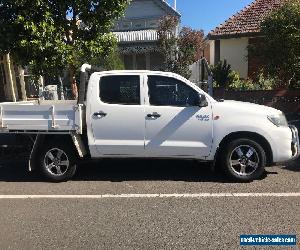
[248,37,264,79]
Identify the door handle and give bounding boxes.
[93,111,107,118]
[147,112,161,118]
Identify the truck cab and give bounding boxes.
[86,71,214,159]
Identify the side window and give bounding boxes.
[147,75,199,107]
[99,75,140,105]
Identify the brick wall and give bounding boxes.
[213,88,300,114]
[202,42,210,65]
[248,37,265,79]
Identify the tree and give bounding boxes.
[0,0,129,97]
[211,60,232,88]
[100,43,125,71]
[157,16,178,72]
[158,16,204,79]
[249,0,300,88]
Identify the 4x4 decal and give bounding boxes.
[196,115,210,121]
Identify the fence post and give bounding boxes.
[38,76,44,100]
[208,75,213,97]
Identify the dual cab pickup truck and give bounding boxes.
[0,64,298,182]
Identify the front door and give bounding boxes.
[145,75,213,158]
[90,74,145,156]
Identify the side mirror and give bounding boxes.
[196,94,208,107]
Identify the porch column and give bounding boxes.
[146,52,150,70]
[132,54,136,70]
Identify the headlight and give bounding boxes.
[267,114,288,127]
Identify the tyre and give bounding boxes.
[38,141,77,182]
[218,138,266,182]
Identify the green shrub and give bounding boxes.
[212,61,278,90]
[229,78,256,91]
[255,72,274,90]
[211,60,232,88]
[226,70,276,91]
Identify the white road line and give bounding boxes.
[0,193,300,199]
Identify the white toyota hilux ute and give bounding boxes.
[0,64,299,182]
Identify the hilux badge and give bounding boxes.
[196,115,210,121]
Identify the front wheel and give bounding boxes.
[38,142,77,182]
[218,138,266,182]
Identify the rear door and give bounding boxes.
[89,73,146,157]
[145,75,213,158]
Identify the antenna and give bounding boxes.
[174,0,177,10]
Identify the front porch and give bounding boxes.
[115,30,165,71]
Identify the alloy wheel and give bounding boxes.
[44,148,70,176]
[229,145,260,176]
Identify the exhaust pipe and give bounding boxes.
[78,64,104,104]
[78,64,91,104]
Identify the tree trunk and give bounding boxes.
[4,54,17,102]
[69,65,78,100]
[18,66,27,101]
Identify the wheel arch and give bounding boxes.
[217,131,273,166]
[29,134,87,171]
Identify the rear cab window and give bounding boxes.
[99,75,140,105]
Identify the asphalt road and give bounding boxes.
[0,158,299,249]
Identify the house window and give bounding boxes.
[121,22,132,30]
[133,20,145,30]
[147,20,159,29]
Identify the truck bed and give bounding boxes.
[0,100,84,134]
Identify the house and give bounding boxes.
[208,0,285,79]
[113,0,180,70]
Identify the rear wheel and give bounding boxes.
[38,142,77,182]
[218,138,266,182]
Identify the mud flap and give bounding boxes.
[29,134,45,172]
[70,132,87,158]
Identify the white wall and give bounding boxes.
[209,40,215,66]
[220,38,249,79]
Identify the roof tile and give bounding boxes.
[208,0,286,39]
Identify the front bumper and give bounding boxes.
[289,125,300,160]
